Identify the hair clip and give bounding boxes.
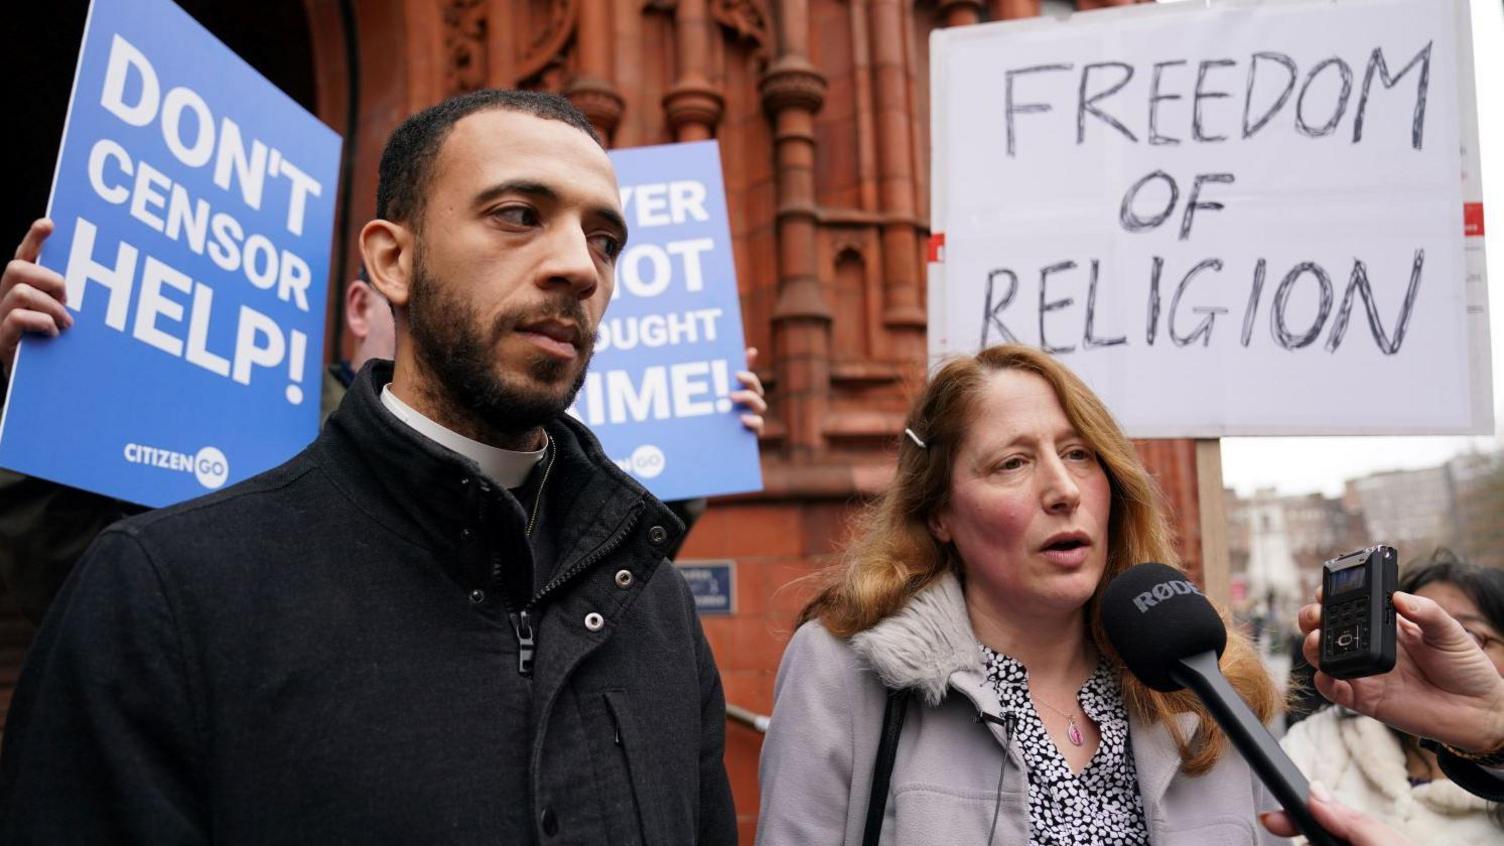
[904,427,927,449]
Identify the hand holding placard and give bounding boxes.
[573,141,760,501]
[0,0,341,507]
[1,220,73,380]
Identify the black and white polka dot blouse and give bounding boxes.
[980,645,1150,846]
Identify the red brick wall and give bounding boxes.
[680,501,855,840]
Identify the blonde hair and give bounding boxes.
[801,344,1275,774]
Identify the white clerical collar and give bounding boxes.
[380,385,546,489]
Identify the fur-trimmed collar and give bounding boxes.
[1336,709,1494,816]
[849,573,981,706]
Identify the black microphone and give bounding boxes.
[1101,562,1344,846]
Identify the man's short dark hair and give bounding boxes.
[375,89,603,227]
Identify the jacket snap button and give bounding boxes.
[469,589,485,604]
[648,525,667,544]
[614,569,633,588]
[584,612,605,632]
[540,806,559,836]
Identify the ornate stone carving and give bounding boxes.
[566,76,626,138]
[712,0,771,56]
[442,0,489,94]
[759,56,827,115]
[663,83,725,134]
[513,0,581,83]
[443,0,579,94]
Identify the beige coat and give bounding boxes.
[756,574,1287,845]
[1283,706,1499,846]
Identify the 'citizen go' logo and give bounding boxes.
[123,443,230,490]
[1132,579,1203,613]
[193,447,229,489]
[630,444,666,479]
[614,444,667,480]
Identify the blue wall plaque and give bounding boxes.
[676,560,735,615]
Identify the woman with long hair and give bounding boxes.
[1282,549,1504,845]
[756,344,1281,845]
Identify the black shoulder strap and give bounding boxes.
[861,687,912,846]
[1424,739,1504,802]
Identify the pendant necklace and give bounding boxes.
[1033,693,1086,747]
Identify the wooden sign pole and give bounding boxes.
[1196,438,1232,608]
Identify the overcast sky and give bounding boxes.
[1159,0,1504,497]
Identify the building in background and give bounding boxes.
[1226,488,1360,653]
[1344,452,1504,569]
[1226,449,1504,648]
[1243,492,1305,630]
[1347,466,1457,559]
[1449,451,1504,570]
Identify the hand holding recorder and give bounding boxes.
[1300,586,1504,756]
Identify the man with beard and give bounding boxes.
[0,90,740,844]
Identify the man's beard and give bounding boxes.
[406,252,594,435]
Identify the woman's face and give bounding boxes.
[1414,581,1504,676]
[930,370,1113,619]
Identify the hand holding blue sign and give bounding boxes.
[0,220,73,379]
[732,346,766,434]
[578,141,763,501]
[0,0,341,507]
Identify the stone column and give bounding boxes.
[664,0,724,141]
[937,0,984,27]
[760,0,831,458]
[989,0,1040,19]
[566,0,625,142]
[867,0,926,357]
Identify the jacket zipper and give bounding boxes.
[503,503,644,677]
[508,609,536,676]
[530,503,643,603]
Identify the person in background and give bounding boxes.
[1294,567,1504,804]
[1260,577,1504,845]
[1284,630,1328,727]
[331,263,399,389]
[756,343,1283,845]
[1280,550,1504,845]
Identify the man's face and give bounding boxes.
[405,109,625,432]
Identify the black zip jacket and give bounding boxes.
[0,362,736,845]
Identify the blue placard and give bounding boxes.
[576,141,762,501]
[0,0,341,507]
[675,561,735,615]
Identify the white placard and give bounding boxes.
[929,0,1491,437]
